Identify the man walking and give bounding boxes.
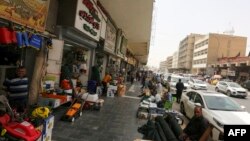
[175,79,184,103]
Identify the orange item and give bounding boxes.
[42,93,67,104]
[61,79,71,90]
[72,103,81,109]
[103,74,112,83]
[66,103,81,116]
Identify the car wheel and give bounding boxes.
[227,91,231,96]
[215,87,219,92]
[180,103,186,116]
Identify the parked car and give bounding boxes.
[242,80,250,91]
[180,90,250,140]
[215,81,248,98]
[188,79,207,90]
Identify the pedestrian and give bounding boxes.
[175,79,184,103]
[102,72,112,94]
[3,66,29,113]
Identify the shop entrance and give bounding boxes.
[60,44,90,87]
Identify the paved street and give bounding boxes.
[206,83,250,113]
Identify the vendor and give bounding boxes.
[102,72,112,94]
[3,66,28,113]
[78,62,88,87]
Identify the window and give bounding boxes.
[194,94,204,107]
[187,92,196,102]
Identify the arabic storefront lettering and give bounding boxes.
[75,0,101,40]
[83,24,97,36]
[79,10,99,30]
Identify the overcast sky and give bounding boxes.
[147,0,250,68]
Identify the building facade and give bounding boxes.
[178,33,205,73]
[172,51,179,68]
[192,33,247,75]
[166,56,173,70]
[159,60,168,73]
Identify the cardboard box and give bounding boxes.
[38,97,61,108]
[43,115,54,134]
[108,85,117,90]
[81,93,98,102]
[117,85,126,97]
[42,131,52,141]
[42,93,67,104]
[107,88,115,97]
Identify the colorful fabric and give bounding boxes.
[22,31,30,47]
[0,27,17,44]
[103,74,112,83]
[16,31,24,48]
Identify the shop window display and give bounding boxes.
[61,46,89,87]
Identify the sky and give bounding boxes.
[147,0,250,68]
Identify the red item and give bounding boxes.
[0,27,17,44]
[0,114,11,125]
[61,79,71,90]
[3,121,41,141]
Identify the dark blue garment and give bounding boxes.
[3,77,28,100]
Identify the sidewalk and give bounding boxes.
[52,81,146,141]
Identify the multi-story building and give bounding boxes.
[192,33,247,75]
[178,33,205,73]
[166,56,173,70]
[159,60,168,73]
[172,51,179,68]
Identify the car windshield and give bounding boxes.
[228,82,241,88]
[204,95,243,111]
[194,79,205,84]
[171,77,188,83]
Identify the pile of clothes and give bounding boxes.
[138,115,182,141]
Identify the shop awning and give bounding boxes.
[98,0,154,65]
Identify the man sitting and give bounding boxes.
[179,106,209,141]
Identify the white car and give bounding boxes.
[215,81,248,98]
[189,79,207,90]
[180,90,250,140]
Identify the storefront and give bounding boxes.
[56,0,103,85]
[0,0,51,102]
[95,18,119,79]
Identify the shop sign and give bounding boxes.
[218,57,250,64]
[75,0,101,41]
[0,0,50,32]
[104,20,116,53]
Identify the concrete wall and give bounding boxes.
[207,33,247,65]
[57,0,77,26]
[45,0,59,33]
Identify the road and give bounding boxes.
[207,83,250,113]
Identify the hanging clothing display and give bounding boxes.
[0,27,17,44]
